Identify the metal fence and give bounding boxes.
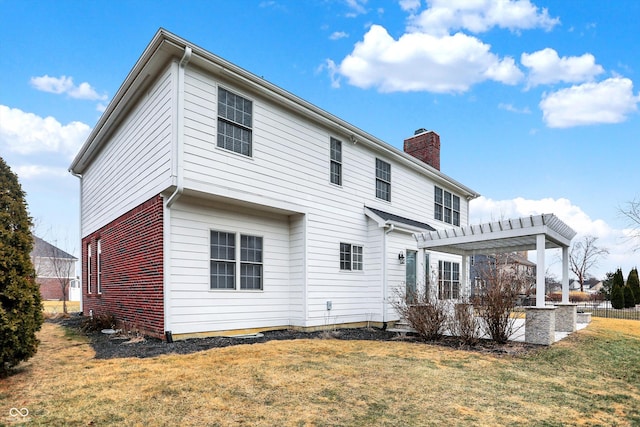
[580,306,640,321]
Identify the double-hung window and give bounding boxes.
[210,231,263,290]
[217,87,253,156]
[330,137,342,186]
[340,243,363,271]
[438,260,460,299]
[434,186,460,226]
[96,239,102,294]
[87,243,92,294]
[375,158,391,201]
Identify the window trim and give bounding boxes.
[434,185,461,226]
[217,86,253,157]
[375,158,391,202]
[87,243,92,294]
[96,239,102,294]
[330,137,342,186]
[210,230,264,291]
[340,243,364,271]
[438,260,460,300]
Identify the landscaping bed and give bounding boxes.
[51,314,541,359]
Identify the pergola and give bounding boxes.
[414,214,577,344]
[415,213,576,306]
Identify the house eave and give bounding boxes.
[69,28,480,199]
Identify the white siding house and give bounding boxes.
[70,29,479,340]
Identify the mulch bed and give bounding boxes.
[50,314,542,360]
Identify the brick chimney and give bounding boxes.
[403,128,440,170]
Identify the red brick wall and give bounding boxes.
[38,277,67,300]
[404,130,441,170]
[82,195,165,338]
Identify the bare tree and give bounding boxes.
[569,235,609,292]
[32,236,77,314]
[620,197,640,251]
[472,253,529,343]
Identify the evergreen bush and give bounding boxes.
[627,268,640,305]
[611,285,625,309]
[624,285,636,308]
[0,157,43,376]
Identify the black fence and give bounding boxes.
[579,306,640,321]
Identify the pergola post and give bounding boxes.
[461,254,468,300]
[561,246,570,304]
[536,233,546,307]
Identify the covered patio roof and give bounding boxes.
[414,214,576,256]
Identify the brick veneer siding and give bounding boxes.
[38,277,67,300]
[82,195,164,338]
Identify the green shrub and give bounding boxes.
[0,157,43,376]
[627,268,640,305]
[624,286,636,308]
[611,285,625,309]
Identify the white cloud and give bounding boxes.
[345,0,367,17]
[521,48,604,88]
[330,31,349,40]
[30,75,107,101]
[408,0,559,36]
[334,24,523,93]
[539,77,640,128]
[399,0,421,12]
[13,165,70,179]
[470,196,635,278]
[0,105,90,157]
[498,103,531,114]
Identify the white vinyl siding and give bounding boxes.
[81,64,174,236]
[168,197,291,334]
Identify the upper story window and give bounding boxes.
[330,137,342,186]
[375,158,391,201]
[217,87,253,157]
[434,186,460,226]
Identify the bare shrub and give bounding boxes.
[392,287,449,341]
[473,253,527,344]
[449,302,481,345]
[81,313,117,333]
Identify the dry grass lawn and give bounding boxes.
[42,300,81,315]
[1,318,639,426]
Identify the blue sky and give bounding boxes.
[1,0,638,279]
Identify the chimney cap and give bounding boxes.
[414,128,428,135]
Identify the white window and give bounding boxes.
[87,243,92,294]
[340,243,363,271]
[217,87,253,156]
[375,159,391,201]
[438,260,460,299]
[210,231,263,290]
[96,239,102,294]
[434,186,460,226]
[330,137,342,186]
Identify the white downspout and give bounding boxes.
[166,45,192,208]
[70,170,83,314]
[382,224,394,324]
[163,46,192,341]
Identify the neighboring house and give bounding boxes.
[69,29,480,340]
[469,252,536,299]
[31,236,80,301]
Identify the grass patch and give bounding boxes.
[42,300,81,315]
[1,318,639,426]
